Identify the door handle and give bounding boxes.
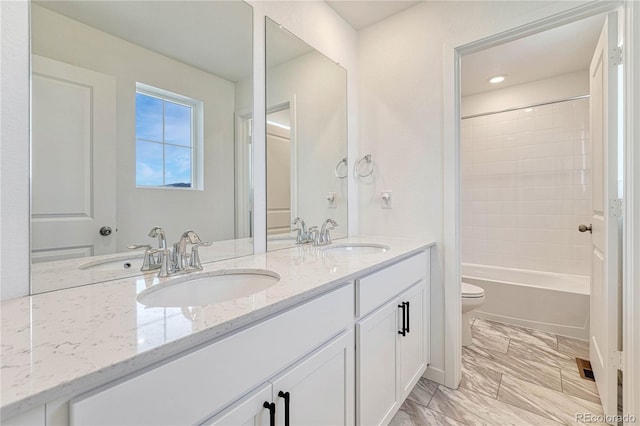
[263,401,276,426]
[578,224,592,234]
[398,303,406,336]
[278,391,290,426]
[99,226,113,236]
[404,301,410,334]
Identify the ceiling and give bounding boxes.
[461,14,605,96]
[35,1,253,82]
[326,1,421,30]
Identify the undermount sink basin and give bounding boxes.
[322,243,390,255]
[136,269,281,308]
[79,255,145,272]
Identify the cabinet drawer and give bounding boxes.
[356,250,428,317]
[70,283,354,426]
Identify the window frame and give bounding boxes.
[135,82,204,190]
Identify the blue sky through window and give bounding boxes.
[135,91,193,188]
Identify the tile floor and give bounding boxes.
[391,319,604,426]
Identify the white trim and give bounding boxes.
[442,43,462,389]
[623,1,640,422]
[234,110,252,239]
[252,15,266,255]
[423,366,445,385]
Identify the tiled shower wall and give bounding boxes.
[461,98,591,276]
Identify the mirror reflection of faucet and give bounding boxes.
[129,227,211,278]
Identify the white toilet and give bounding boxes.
[462,282,486,346]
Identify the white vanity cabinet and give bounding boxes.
[205,330,354,426]
[69,284,354,426]
[355,251,430,426]
[2,244,434,426]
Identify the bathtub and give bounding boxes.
[462,263,590,340]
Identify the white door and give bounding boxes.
[203,383,272,426]
[356,300,400,426]
[398,284,426,399]
[270,331,354,426]
[266,122,292,235]
[588,12,622,420]
[31,55,116,262]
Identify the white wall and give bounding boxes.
[357,0,590,385]
[266,50,348,231]
[461,97,592,275]
[31,5,237,251]
[462,70,589,117]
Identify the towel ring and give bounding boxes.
[334,157,348,179]
[354,154,374,177]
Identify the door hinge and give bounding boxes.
[611,350,624,370]
[610,46,623,66]
[610,198,623,217]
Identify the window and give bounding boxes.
[135,83,203,189]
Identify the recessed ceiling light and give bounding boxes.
[489,75,507,84]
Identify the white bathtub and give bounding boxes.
[462,263,590,340]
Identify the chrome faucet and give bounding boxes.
[174,230,211,271]
[129,225,169,271]
[314,219,338,246]
[133,228,211,278]
[292,217,310,244]
[148,226,167,266]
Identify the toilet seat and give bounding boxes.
[462,282,485,299]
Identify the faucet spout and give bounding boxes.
[148,226,167,249]
[292,217,309,244]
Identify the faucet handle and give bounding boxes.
[148,248,171,277]
[308,226,320,246]
[189,242,211,270]
[128,244,158,271]
[128,244,152,251]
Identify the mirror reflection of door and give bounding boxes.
[31,55,117,262]
[266,107,294,235]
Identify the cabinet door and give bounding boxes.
[270,331,354,426]
[356,300,401,426]
[397,283,426,399]
[202,384,272,426]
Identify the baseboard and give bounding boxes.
[423,365,445,385]
[474,311,589,340]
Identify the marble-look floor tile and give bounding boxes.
[561,367,601,404]
[473,319,557,350]
[461,350,503,398]
[428,385,563,425]
[464,345,562,391]
[508,338,578,372]
[406,377,439,407]
[557,336,590,360]
[391,399,467,426]
[470,321,510,354]
[498,374,604,425]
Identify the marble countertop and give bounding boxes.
[1,236,433,419]
[31,238,255,294]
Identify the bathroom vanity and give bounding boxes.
[1,237,433,425]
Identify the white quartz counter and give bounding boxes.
[0,236,434,419]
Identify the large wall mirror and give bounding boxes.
[265,18,348,251]
[30,1,253,293]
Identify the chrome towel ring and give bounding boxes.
[354,154,374,177]
[334,157,348,179]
